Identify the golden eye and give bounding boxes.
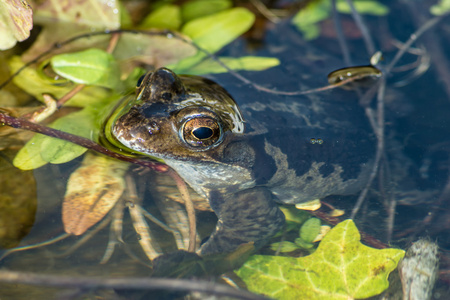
[182,117,222,149]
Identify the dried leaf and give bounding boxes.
[236,220,405,300]
[62,153,129,235]
[0,0,33,50]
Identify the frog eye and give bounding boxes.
[181,117,223,149]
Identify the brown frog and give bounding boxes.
[107,67,375,255]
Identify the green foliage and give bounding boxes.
[50,49,121,89]
[181,0,232,22]
[9,56,111,108]
[292,0,389,40]
[183,56,280,75]
[430,0,450,15]
[13,107,101,170]
[237,220,405,300]
[270,216,321,252]
[170,7,278,75]
[139,4,181,30]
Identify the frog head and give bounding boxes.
[110,68,255,198]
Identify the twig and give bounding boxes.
[0,270,271,300]
[331,0,352,65]
[344,0,376,56]
[351,79,386,219]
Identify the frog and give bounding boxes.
[107,67,376,255]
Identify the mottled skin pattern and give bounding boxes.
[109,68,375,255]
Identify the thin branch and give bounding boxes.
[0,271,272,300]
[344,0,376,56]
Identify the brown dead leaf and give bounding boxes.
[62,152,129,235]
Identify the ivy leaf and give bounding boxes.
[0,0,33,50]
[236,220,405,300]
[50,48,121,89]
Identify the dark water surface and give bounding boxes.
[1,1,450,299]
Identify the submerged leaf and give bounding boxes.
[0,0,33,50]
[63,153,129,235]
[0,162,36,248]
[336,0,389,16]
[236,220,405,300]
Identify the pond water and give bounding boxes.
[1,1,450,299]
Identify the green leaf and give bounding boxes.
[169,8,256,73]
[13,108,100,169]
[50,48,121,89]
[291,1,330,40]
[9,56,111,107]
[182,7,254,53]
[0,0,33,50]
[173,56,279,75]
[236,220,405,300]
[13,134,48,170]
[336,0,389,16]
[430,0,450,15]
[270,241,300,253]
[181,0,232,22]
[40,108,98,164]
[294,237,314,249]
[139,4,181,30]
[299,217,321,243]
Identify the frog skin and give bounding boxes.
[109,67,375,255]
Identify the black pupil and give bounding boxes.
[192,127,213,140]
[136,74,145,87]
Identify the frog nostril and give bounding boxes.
[146,121,160,135]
